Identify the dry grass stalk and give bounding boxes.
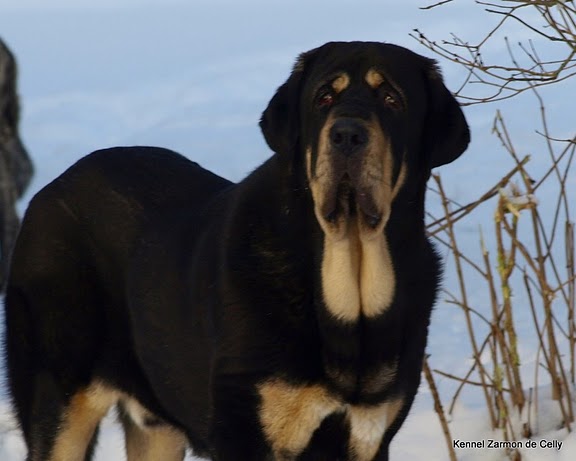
[423,357,458,461]
[424,117,574,458]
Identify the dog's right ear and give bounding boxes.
[260,50,316,155]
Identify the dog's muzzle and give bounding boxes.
[329,118,368,157]
[320,117,384,231]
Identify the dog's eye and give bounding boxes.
[383,93,396,105]
[379,86,402,109]
[316,90,334,108]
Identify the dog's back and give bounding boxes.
[4,146,230,460]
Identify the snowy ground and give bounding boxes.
[0,0,575,459]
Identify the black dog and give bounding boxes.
[0,38,34,288]
[4,41,469,461]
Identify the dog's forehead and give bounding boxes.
[303,42,425,85]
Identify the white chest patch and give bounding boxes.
[347,398,404,461]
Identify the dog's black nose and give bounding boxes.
[329,119,368,154]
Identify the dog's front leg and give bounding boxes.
[210,381,271,461]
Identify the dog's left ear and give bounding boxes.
[260,49,317,155]
[423,60,470,168]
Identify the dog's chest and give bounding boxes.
[324,357,399,401]
[258,378,404,460]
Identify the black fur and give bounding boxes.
[4,41,469,460]
[0,38,34,288]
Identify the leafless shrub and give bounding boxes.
[417,1,575,459]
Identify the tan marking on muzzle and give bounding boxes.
[365,69,385,89]
[306,120,344,239]
[331,73,351,94]
[258,379,341,459]
[348,396,405,461]
[321,220,363,321]
[392,161,407,200]
[357,124,397,319]
[307,116,407,322]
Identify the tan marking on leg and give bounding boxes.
[121,398,161,428]
[49,382,119,461]
[331,73,350,94]
[348,396,405,461]
[122,399,186,461]
[365,69,385,89]
[125,427,186,461]
[258,379,341,459]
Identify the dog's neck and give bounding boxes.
[223,153,436,402]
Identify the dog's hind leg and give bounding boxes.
[118,399,187,461]
[48,382,116,461]
[27,380,117,461]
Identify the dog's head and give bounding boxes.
[260,41,469,239]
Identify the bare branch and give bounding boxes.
[420,0,456,10]
[413,0,576,103]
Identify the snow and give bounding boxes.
[1,1,574,460]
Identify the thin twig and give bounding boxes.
[423,358,458,461]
